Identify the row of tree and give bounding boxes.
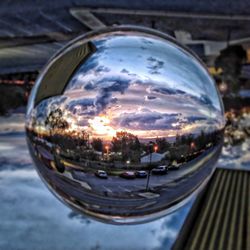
[29,108,223,163]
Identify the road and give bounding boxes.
[31,141,222,218]
[64,145,221,195]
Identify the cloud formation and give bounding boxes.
[84,75,131,115]
[147,56,164,74]
[29,32,224,139]
[112,110,208,132]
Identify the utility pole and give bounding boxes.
[146,142,153,191]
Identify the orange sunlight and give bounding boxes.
[88,116,116,140]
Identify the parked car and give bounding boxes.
[95,170,108,179]
[152,165,168,175]
[120,171,136,179]
[169,160,181,170]
[135,170,148,178]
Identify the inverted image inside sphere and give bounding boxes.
[26,26,225,224]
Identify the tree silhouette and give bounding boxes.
[197,130,206,149]
[45,108,69,135]
[111,131,141,162]
[215,45,246,93]
[92,138,103,152]
[155,137,171,153]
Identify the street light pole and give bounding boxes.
[146,143,153,191]
[105,145,109,161]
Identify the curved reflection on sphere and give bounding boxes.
[26,26,225,224]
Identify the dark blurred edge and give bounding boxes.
[172,168,250,250]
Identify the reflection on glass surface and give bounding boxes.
[26,26,225,224]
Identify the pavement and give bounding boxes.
[61,145,220,196]
[31,140,221,218]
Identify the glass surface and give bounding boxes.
[26,26,225,224]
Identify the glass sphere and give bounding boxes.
[26,26,225,224]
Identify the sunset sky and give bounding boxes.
[31,31,225,141]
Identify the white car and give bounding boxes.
[152,165,168,175]
[95,170,108,179]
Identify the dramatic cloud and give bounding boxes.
[0,113,25,134]
[65,33,222,111]
[120,68,129,74]
[83,75,131,115]
[112,110,208,132]
[66,98,95,115]
[34,96,68,120]
[145,95,157,101]
[147,56,164,74]
[151,87,186,96]
[150,86,215,110]
[30,32,224,139]
[95,65,110,73]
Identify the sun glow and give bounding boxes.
[88,116,116,139]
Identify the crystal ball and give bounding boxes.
[26,26,225,224]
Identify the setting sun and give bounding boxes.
[88,116,116,139]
